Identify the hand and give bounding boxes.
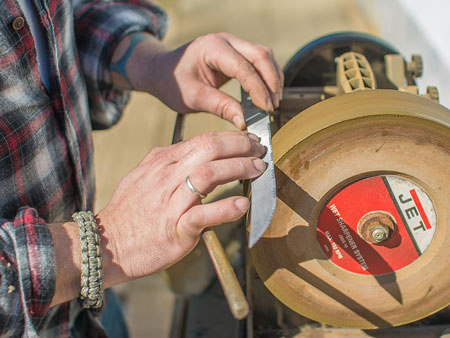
[118,32,284,129]
[97,131,266,283]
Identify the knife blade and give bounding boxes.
[241,89,277,248]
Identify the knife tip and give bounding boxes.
[248,237,257,249]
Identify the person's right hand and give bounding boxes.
[97,130,266,286]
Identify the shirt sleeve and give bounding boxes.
[73,0,168,130]
[0,208,56,336]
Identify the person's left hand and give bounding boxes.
[117,32,284,129]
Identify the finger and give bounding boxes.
[141,130,262,168]
[190,156,267,195]
[270,51,284,103]
[196,85,246,129]
[272,55,285,102]
[178,131,266,171]
[202,35,273,112]
[171,156,266,209]
[177,196,250,238]
[219,33,283,108]
[137,131,265,195]
[191,158,266,196]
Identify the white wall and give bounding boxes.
[358,0,450,108]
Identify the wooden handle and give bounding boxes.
[202,228,249,320]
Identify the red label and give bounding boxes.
[409,189,432,230]
[317,176,420,275]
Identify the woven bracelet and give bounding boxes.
[72,211,104,310]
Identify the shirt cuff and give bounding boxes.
[74,0,168,129]
[1,207,56,333]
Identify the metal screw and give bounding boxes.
[407,54,423,78]
[371,225,389,243]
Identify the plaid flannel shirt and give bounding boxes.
[0,0,167,336]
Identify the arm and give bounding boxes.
[0,209,56,335]
[73,0,168,129]
[74,1,283,130]
[1,131,264,326]
[47,218,120,307]
[109,32,284,129]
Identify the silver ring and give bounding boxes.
[185,176,207,199]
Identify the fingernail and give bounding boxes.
[233,115,245,130]
[260,144,268,156]
[235,197,250,212]
[266,98,274,112]
[255,143,267,156]
[253,159,267,173]
[248,133,261,142]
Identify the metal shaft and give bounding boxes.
[171,113,249,320]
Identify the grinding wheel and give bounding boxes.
[250,90,450,329]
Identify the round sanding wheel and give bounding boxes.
[249,90,450,329]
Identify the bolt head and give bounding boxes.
[371,225,388,242]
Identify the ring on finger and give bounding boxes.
[185,176,207,199]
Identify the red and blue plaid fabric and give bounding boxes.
[0,0,166,336]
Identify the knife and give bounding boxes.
[241,89,277,248]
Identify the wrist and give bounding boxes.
[110,32,170,92]
[49,221,81,306]
[48,212,128,307]
[94,210,128,288]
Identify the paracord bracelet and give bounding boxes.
[72,211,104,310]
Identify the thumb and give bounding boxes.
[177,196,250,239]
[197,86,246,130]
